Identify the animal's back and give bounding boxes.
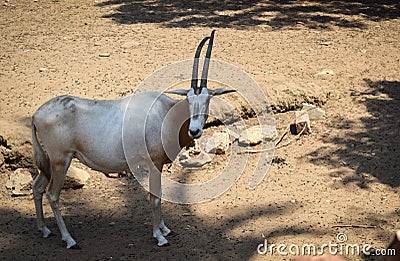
[33,95,128,172]
[32,92,182,173]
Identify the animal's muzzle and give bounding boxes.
[189,128,202,139]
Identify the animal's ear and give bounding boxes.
[210,88,237,96]
[165,89,188,96]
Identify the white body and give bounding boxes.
[32,93,191,248]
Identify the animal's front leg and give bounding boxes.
[149,165,169,246]
[150,194,168,246]
[159,219,171,237]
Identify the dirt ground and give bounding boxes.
[0,0,399,260]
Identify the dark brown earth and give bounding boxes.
[0,1,399,260]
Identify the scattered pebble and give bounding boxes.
[320,41,333,46]
[316,69,334,76]
[302,103,326,120]
[99,53,110,58]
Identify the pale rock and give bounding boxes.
[202,131,230,154]
[6,168,33,196]
[64,165,90,189]
[302,103,326,120]
[227,129,240,142]
[179,150,211,168]
[239,125,277,146]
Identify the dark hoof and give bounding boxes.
[70,244,82,250]
[159,242,170,247]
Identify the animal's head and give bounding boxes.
[166,30,236,139]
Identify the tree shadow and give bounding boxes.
[0,181,329,260]
[97,0,400,30]
[308,79,400,188]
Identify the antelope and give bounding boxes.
[31,30,236,249]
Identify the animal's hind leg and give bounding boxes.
[155,164,170,237]
[46,157,77,249]
[32,172,51,238]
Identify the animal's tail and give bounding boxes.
[31,120,51,180]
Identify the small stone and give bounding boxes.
[290,199,296,204]
[39,68,48,72]
[239,125,277,146]
[320,41,333,46]
[203,131,230,154]
[94,42,101,46]
[302,103,326,120]
[64,166,90,189]
[6,168,33,196]
[99,53,110,58]
[179,150,211,168]
[316,69,334,76]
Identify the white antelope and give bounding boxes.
[31,30,236,249]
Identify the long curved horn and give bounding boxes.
[200,30,216,89]
[191,36,210,93]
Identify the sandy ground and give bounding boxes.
[0,0,399,260]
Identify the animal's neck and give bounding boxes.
[173,98,192,149]
[179,118,192,149]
